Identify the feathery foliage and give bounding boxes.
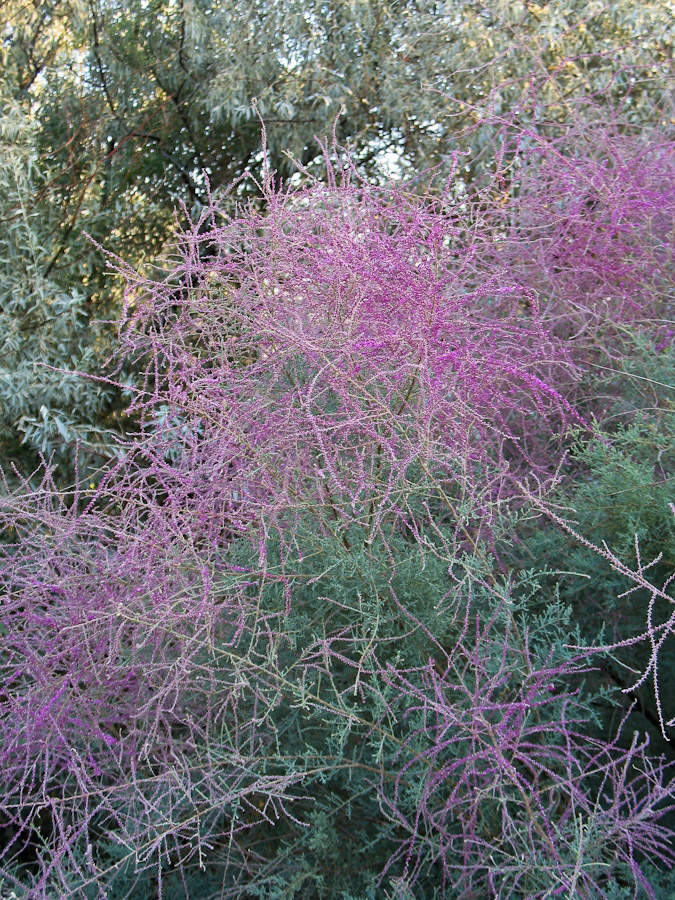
[2,92,675,898]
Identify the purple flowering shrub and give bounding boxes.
[106,148,583,561]
[373,591,675,898]
[1,115,674,899]
[474,101,675,423]
[482,101,675,752]
[0,467,306,898]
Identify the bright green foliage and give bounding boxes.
[514,337,675,745]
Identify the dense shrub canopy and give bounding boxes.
[2,3,675,897]
[1,97,675,898]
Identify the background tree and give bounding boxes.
[0,71,120,486]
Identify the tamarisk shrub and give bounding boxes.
[106,142,583,568]
[479,98,675,752]
[473,98,675,425]
[371,585,675,899]
[511,351,675,748]
[0,132,674,898]
[0,463,309,898]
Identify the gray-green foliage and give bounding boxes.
[0,89,117,483]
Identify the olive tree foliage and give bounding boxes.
[0,82,118,486]
[30,0,674,195]
[0,0,673,480]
